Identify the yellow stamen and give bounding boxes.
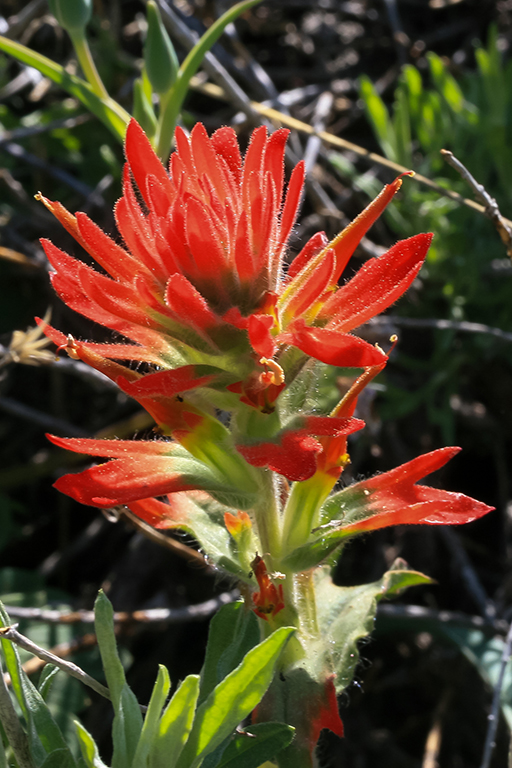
[259,357,285,386]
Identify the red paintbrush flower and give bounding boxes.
[39,120,431,418]
[38,120,435,492]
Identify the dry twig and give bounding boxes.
[2,590,239,625]
[0,625,110,701]
[441,149,512,258]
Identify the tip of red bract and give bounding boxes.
[309,678,344,749]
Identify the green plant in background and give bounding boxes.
[0,0,260,158]
[0,593,295,768]
[356,24,512,307]
[328,25,512,443]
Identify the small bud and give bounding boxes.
[224,511,252,538]
[145,1,179,96]
[48,0,92,33]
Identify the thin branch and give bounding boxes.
[0,654,33,768]
[119,508,211,568]
[1,143,104,204]
[303,91,334,176]
[2,590,239,625]
[0,625,111,702]
[156,0,262,125]
[441,149,512,258]
[368,315,512,344]
[3,0,45,40]
[0,113,92,148]
[15,633,97,678]
[479,620,512,768]
[0,396,90,437]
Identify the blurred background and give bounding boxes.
[0,1,511,765]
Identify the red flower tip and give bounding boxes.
[309,677,344,748]
[337,447,494,535]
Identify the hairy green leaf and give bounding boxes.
[149,675,199,768]
[177,627,294,768]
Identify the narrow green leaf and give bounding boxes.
[177,627,294,768]
[427,52,464,114]
[110,686,144,768]
[199,602,259,705]
[439,627,512,730]
[156,0,262,158]
[132,666,170,768]
[212,723,295,768]
[392,86,412,168]
[39,749,76,768]
[94,592,142,768]
[0,36,129,143]
[93,592,125,709]
[38,665,60,701]
[149,675,200,768]
[74,722,108,768]
[0,602,76,768]
[360,75,397,160]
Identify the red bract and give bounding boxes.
[332,447,494,535]
[237,416,364,482]
[46,435,211,507]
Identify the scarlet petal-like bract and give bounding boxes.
[337,447,494,534]
[285,320,387,368]
[47,435,204,508]
[237,416,364,481]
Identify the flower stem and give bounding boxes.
[253,471,282,563]
[69,29,109,100]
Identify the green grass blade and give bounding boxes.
[359,75,397,161]
[156,0,261,158]
[0,36,129,143]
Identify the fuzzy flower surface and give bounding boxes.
[39,120,493,763]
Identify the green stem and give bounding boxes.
[155,0,262,159]
[253,471,282,563]
[69,29,109,100]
